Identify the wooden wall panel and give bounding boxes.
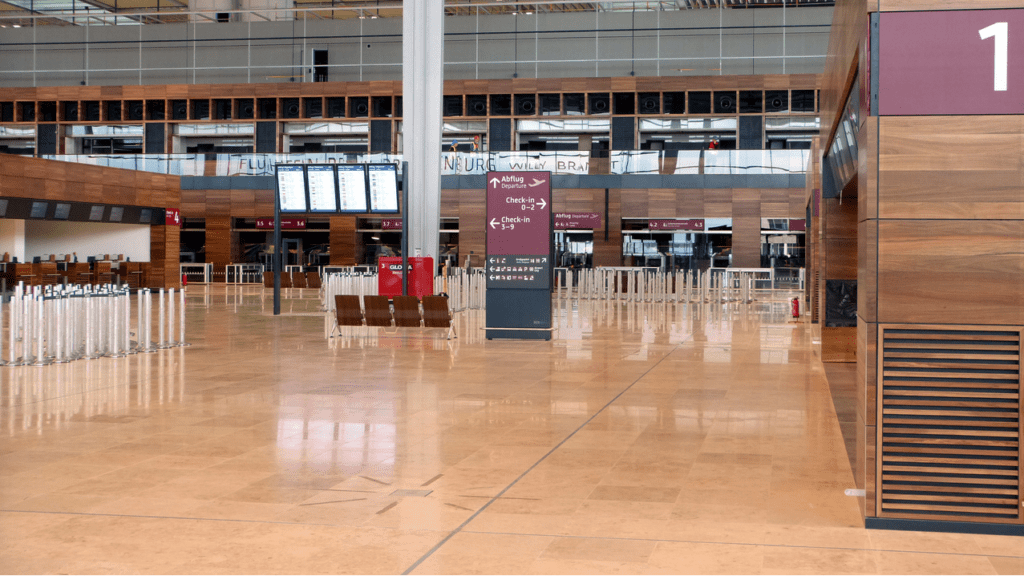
[877,220,1024,326]
[620,190,649,218]
[458,189,486,267]
[878,116,1024,220]
[593,188,622,267]
[561,188,601,214]
[822,327,857,363]
[857,219,877,324]
[676,188,705,218]
[204,217,232,273]
[704,189,732,218]
[329,217,356,266]
[255,190,275,216]
[229,190,257,218]
[820,0,867,151]
[731,189,761,269]
[859,118,878,223]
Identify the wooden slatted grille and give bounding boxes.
[812,270,820,323]
[878,326,1023,523]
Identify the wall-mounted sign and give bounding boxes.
[381,218,403,231]
[649,219,704,231]
[554,212,601,230]
[790,219,806,232]
[165,208,181,227]
[256,218,306,229]
[878,9,1024,115]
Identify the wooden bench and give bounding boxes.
[328,294,455,339]
[305,271,322,289]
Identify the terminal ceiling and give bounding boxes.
[0,0,834,27]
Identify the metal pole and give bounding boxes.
[167,287,175,345]
[274,173,282,316]
[178,287,189,347]
[142,289,156,353]
[8,284,19,365]
[123,290,133,354]
[109,290,125,358]
[401,160,409,297]
[32,294,50,366]
[158,289,166,348]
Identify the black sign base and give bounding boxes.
[486,289,551,341]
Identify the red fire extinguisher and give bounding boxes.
[791,297,800,318]
[181,273,188,287]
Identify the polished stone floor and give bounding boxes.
[0,286,1020,574]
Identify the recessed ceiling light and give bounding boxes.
[13,24,21,28]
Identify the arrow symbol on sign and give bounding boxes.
[490,275,496,281]
[490,218,499,229]
[536,198,546,209]
[489,177,500,187]
[528,178,544,187]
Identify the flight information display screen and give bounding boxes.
[306,165,338,212]
[367,164,399,213]
[337,164,369,212]
[276,165,308,212]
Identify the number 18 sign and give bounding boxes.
[878,9,1022,115]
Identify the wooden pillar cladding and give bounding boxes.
[820,189,858,363]
[592,188,622,268]
[731,189,762,269]
[149,222,181,290]
[203,217,233,281]
[458,189,486,267]
[822,0,1024,526]
[329,217,356,266]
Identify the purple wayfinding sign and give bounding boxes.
[649,219,704,231]
[878,10,1024,115]
[486,172,551,255]
[554,212,601,230]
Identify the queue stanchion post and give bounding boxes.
[177,287,189,347]
[167,288,176,346]
[109,290,123,358]
[124,289,134,354]
[157,289,168,349]
[32,293,51,366]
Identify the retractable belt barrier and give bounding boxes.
[1,283,189,367]
[553,268,774,304]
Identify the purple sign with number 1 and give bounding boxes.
[878,9,1024,115]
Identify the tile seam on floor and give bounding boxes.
[1,509,1017,562]
[0,508,383,529]
[399,337,691,576]
[458,529,1024,559]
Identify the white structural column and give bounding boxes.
[402,0,445,262]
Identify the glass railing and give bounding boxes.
[38,149,809,177]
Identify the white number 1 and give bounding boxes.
[979,22,1008,92]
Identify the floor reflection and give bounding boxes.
[3,286,1011,575]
